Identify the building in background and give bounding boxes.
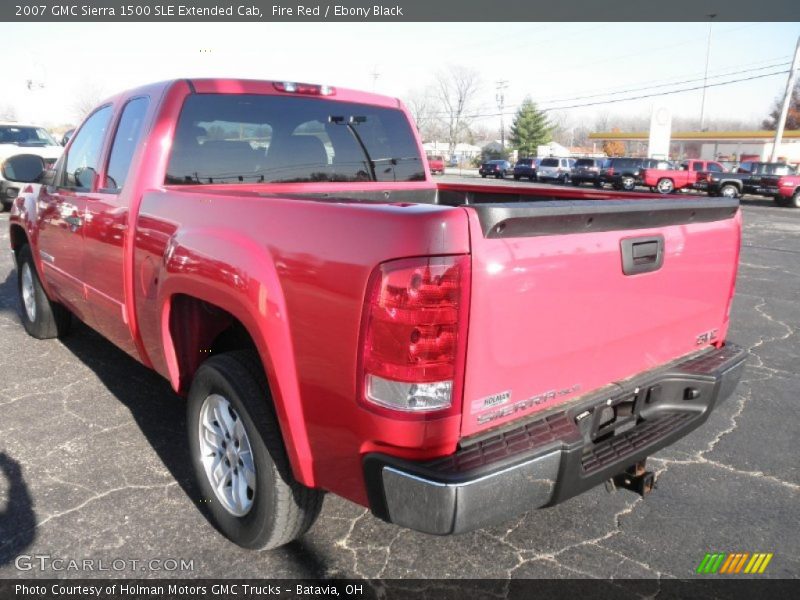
[588,130,800,163]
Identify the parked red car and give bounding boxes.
[6,79,746,550]
[427,154,445,175]
[640,159,727,194]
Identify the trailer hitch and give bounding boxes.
[606,460,657,497]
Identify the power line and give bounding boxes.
[538,61,790,107]
[425,69,790,120]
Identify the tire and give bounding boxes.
[593,181,602,188]
[513,175,521,181]
[495,173,502,179]
[621,176,636,191]
[719,184,739,199]
[187,351,324,550]
[571,178,580,187]
[780,190,800,208]
[481,174,486,178]
[562,174,571,185]
[529,175,536,181]
[17,245,72,339]
[656,178,674,195]
[1,201,10,213]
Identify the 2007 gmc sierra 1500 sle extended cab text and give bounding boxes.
[5,79,747,550]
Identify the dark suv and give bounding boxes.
[479,159,512,179]
[513,158,538,181]
[571,158,604,187]
[599,157,670,191]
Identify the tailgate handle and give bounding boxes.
[621,236,664,275]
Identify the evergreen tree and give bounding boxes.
[509,97,552,156]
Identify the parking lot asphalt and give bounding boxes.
[0,182,798,581]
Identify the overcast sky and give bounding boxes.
[4,21,800,130]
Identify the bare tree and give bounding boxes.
[433,66,482,156]
[404,86,446,141]
[71,84,105,121]
[0,104,17,121]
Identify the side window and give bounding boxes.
[63,106,112,190]
[692,162,704,171]
[105,97,150,191]
[707,163,723,173]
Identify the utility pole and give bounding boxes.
[370,67,381,92]
[770,36,800,163]
[699,14,717,131]
[495,80,509,150]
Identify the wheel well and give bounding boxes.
[9,224,27,257]
[168,294,259,393]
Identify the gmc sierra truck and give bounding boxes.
[6,79,746,550]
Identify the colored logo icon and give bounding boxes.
[696,552,773,574]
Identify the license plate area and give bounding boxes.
[588,392,644,442]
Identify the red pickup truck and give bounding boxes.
[640,159,727,194]
[427,154,445,175]
[5,79,746,550]
[756,172,800,208]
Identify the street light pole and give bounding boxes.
[495,80,509,151]
[699,14,717,131]
[770,36,800,163]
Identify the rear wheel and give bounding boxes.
[656,178,674,194]
[621,176,636,191]
[529,174,536,181]
[513,175,521,181]
[719,184,739,199]
[187,351,324,549]
[785,190,800,208]
[481,174,486,178]
[17,245,72,339]
[571,178,580,187]
[593,181,603,188]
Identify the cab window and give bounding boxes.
[62,106,113,190]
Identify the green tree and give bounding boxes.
[509,97,551,156]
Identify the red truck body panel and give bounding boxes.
[8,79,744,513]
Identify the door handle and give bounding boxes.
[621,235,664,275]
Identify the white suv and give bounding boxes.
[537,157,575,184]
[0,122,63,211]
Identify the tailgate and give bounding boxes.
[459,197,741,437]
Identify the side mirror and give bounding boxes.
[1,154,45,183]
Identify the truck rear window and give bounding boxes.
[166,94,425,185]
[540,158,559,167]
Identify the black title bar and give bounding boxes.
[4,0,800,21]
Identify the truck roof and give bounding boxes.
[97,78,404,110]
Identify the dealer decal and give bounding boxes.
[471,390,511,414]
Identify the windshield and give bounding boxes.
[166,94,424,184]
[0,126,58,146]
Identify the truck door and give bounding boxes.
[37,106,113,323]
[82,96,150,357]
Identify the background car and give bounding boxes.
[479,159,512,179]
[427,154,445,175]
[537,157,574,184]
[513,157,538,180]
[599,157,670,191]
[571,158,604,187]
[0,122,63,211]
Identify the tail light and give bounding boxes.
[359,255,470,417]
[273,81,335,96]
[605,167,615,176]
